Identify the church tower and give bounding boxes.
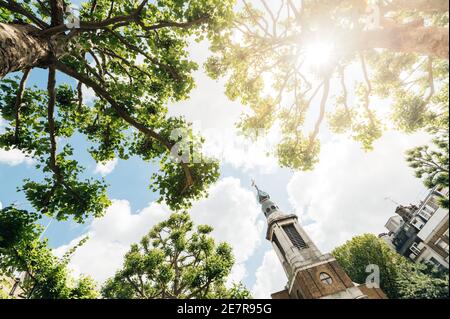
[252,182,387,299]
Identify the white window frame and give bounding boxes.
[435,238,449,253]
[410,243,422,256]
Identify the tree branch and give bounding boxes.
[307,78,330,153]
[136,15,209,32]
[0,0,49,28]
[35,0,51,16]
[49,0,64,26]
[47,66,62,182]
[125,275,146,298]
[425,57,435,103]
[338,65,351,116]
[14,68,31,146]
[384,0,449,13]
[105,29,181,82]
[54,61,194,190]
[40,10,210,38]
[359,53,375,125]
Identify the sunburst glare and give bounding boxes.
[304,41,334,67]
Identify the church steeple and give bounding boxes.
[251,181,387,300]
[252,180,281,218]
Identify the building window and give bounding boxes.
[418,209,431,221]
[410,242,422,256]
[319,272,333,285]
[427,200,439,210]
[435,239,449,253]
[428,257,441,268]
[411,218,424,230]
[282,224,308,249]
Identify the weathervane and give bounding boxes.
[251,179,259,192]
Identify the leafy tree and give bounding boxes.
[207,0,449,170]
[101,212,251,299]
[405,86,449,208]
[0,205,99,299]
[0,0,235,222]
[332,233,449,299]
[406,132,449,208]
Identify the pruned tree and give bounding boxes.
[207,0,449,170]
[0,205,99,299]
[101,212,251,299]
[0,0,235,222]
[332,234,449,299]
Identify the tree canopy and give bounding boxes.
[332,233,449,299]
[101,212,251,299]
[207,0,449,170]
[0,0,237,222]
[405,84,449,208]
[0,205,98,299]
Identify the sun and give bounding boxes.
[304,42,334,67]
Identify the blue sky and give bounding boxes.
[0,0,434,298]
[0,64,295,291]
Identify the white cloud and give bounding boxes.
[0,116,34,167]
[188,177,264,263]
[54,200,170,283]
[251,250,286,299]
[54,177,264,286]
[287,130,431,253]
[0,148,34,166]
[168,40,280,174]
[187,177,265,285]
[82,84,96,104]
[94,158,118,176]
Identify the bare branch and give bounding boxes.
[286,0,302,21]
[243,0,271,37]
[35,0,51,16]
[77,81,83,109]
[338,65,351,116]
[425,56,435,103]
[47,66,62,183]
[260,0,277,36]
[307,78,330,153]
[14,68,31,146]
[49,0,64,26]
[359,53,375,125]
[90,0,98,16]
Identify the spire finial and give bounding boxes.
[251,179,259,192]
[252,180,271,204]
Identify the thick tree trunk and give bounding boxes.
[0,23,52,78]
[385,0,449,13]
[363,25,449,59]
